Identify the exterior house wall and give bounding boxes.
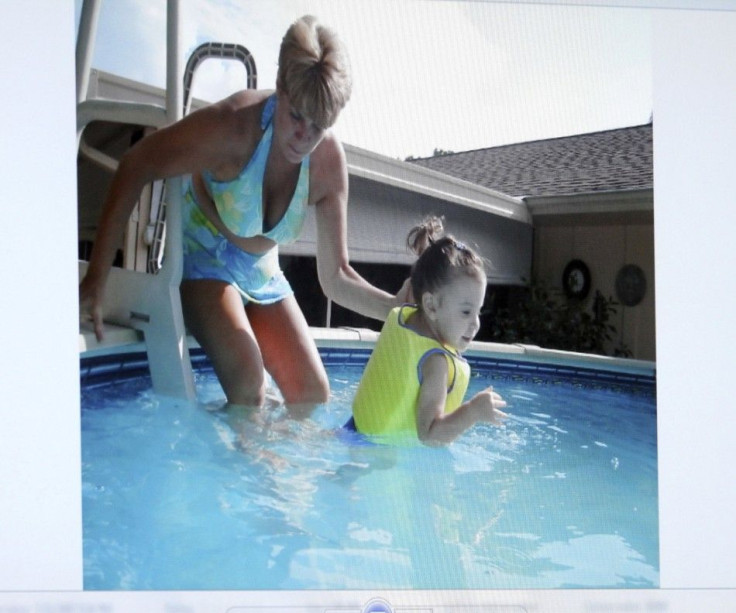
[533,216,655,360]
[283,175,533,286]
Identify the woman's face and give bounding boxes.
[274,91,329,164]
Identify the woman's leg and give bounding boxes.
[246,294,330,415]
[180,279,266,407]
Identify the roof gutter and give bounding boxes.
[523,188,652,220]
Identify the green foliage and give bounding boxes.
[486,281,632,358]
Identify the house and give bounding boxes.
[408,125,655,360]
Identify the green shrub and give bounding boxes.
[485,282,631,357]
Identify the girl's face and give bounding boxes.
[425,272,486,352]
[274,91,328,164]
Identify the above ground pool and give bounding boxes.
[80,341,658,590]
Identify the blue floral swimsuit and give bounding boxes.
[181,94,309,304]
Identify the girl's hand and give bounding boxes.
[470,386,508,425]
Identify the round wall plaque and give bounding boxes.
[562,259,591,300]
[615,264,647,307]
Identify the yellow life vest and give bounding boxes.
[352,305,470,437]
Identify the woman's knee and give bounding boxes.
[222,364,267,407]
[281,368,330,405]
[308,370,331,404]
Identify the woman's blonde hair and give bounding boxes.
[276,15,352,129]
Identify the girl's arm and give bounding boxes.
[416,353,507,446]
[312,135,409,321]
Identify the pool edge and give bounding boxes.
[79,324,655,378]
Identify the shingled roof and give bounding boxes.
[407,124,653,199]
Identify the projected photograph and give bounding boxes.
[77,0,657,590]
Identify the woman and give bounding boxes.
[79,15,406,412]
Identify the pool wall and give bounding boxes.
[79,324,655,388]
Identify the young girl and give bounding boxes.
[350,216,507,445]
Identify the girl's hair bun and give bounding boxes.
[407,215,444,256]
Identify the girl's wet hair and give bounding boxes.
[277,15,352,129]
[407,215,486,303]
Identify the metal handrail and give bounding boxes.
[183,41,257,115]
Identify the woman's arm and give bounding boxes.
[416,354,507,446]
[312,135,407,321]
[80,96,255,339]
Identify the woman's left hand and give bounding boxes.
[394,277,413,306]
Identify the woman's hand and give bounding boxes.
[79,274,105,342]
[394,277,414,307]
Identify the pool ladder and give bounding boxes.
[76,0,257,400]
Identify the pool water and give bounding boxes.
[81,349,658,590]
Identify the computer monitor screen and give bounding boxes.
[2,0,735,610]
